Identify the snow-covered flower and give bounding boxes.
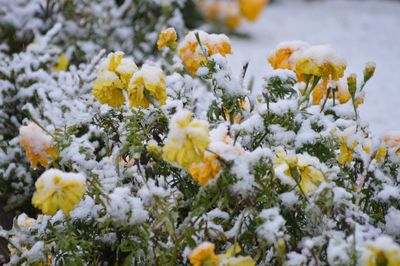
[53,54,69,73]
[157,27,177,50]
[188,153,221,186]
[32,169,86,215]
[292,45,347,81]
[19,122,58,168]
[361,236,400,266]
[274,149,325,194]
[127,64,166,108]
[239,0,267,22]
[375,144,387,164]
[178,31,232,75]
[163,110,210,168]
[384,131,400,148]
[337,127,358,165]
[189,242,219,266]
[268,40,309,70]
[16,213,36,228]
[93,51,138,107]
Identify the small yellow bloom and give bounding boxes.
[337,127,358,165]
[274,149,325,194]
[147,140,161,154]
[218,244,256,266]
[32,169,86,215]
[296,155,325,194]
[157,28,177,50]
[375,145,387,163]
[54,54,69,72]
[178,31,232,75]
[293,45,347,81]
[16,213,36,228]
[189,154,221,186]
[19,122,58,168]
[239,0,268,21]
[127,64,167,108]
[362,236,400,266]
[268,41,309,70]
[93,51,138,107]
[163,110,210,168]
[189,242,219,266]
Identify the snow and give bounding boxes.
[385,207,400,237]
[106,187,148,225]
[35,169,86,192]
[230,0,400,136]
[257,207,286,244]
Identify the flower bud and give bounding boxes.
[347,74,357,98]
[363,62,376,83]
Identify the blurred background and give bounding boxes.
[228,0,400,136]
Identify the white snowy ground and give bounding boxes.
[229,0,400,136]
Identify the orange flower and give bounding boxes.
[178,31,232,75]
[268,41,309,70]
[188,154,221,186]
[197,1,242,29]
[384,131,400,148]
[19,122,58,168]
[239,0,268,21]
[189,242,219,266]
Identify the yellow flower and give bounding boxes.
[218,244,256,266]
[268,41,309,70]
[189,242,219,266]
[189,154,221,186]
[375,145,387,163]
[127,64,167,108]
[163,110,210,168]
[296,155,325,194]
[178,31,232,75]
[147,140,161,154]
[293,45,347,81]
[239,0,268,21]
[19,122,58,168]
[54,54,69,72]
[274,149,325,194]
[93,71,125,107]
[337,127,358,165]
[157,28,177,50]
[362,236,400,266]
[93,51,138,107]
[32,169,86,215]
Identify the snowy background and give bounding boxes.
[230,0,400,136]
